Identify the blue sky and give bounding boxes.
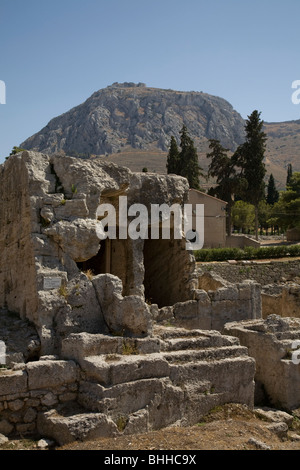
[0,0,300,163]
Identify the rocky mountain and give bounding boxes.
[21,82,300,190]
[21,82,246,156]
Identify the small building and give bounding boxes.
[188,189,227,249]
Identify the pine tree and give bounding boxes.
[266,173,279,205]
[166,136,180,174]
[234,110,267,240]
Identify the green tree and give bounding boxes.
[178,125,202,190]
[167,126,203,190]
[286,163,293,188]
[287,171,300,195]
[271,172,300,231]
[266,173,279,205]
[233,110,267,240]
[10,146,25,155]
[166,136,180,174]
[206,139,246,235]
[232,200,255,233]
[258,200,272,235]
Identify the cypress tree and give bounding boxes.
[166,136,180,174]
[167,126,202,190]
[266,173,279,205]
[286,163,293,188]
[234,110,267,240]
[178,125,201,190]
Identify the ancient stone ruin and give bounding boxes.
[0,151,299,445]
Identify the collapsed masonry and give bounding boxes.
[0,151,298,444]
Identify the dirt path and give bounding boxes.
[2,404,300,451]
[57,404,300,451]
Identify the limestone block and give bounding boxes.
[93,274,153,337]
[193,289,210,301]
[43,194,65,207]
[156,305,174,323]
[224,317,300,411]
[173,300,198,321]
[198,272,229,291]
[31,234,58,257]
[44,218,100,262]
[55,276,107,338]
[197,299,212,330]
[26,360,78,390]
[37,408,118,446]
[208,286,239,302]
[61,333,121,362]
[0,370,27,397]
[123,409,149,435]
[109,355,169,386]
[54,199,89,220]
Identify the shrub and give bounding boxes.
[194,244,300,262]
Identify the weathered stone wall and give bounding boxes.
[198,259,300,286]
[0,154,43,317]
[0,151,196,355]
[224,316,300,411]
[0,360,78,436]
[155,275,262,331]
[262,284,300,318]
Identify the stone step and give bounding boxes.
[154,325,240,349]
[80,353,169,386]
[37,402,118,446]
[78,377,169,415]
[162,345,249,364]
[169,355,255,389]
[79,343,248,388]
[154,325,215,339]
[61,332,162,361]
[39,379,225,444]
[161,334,239,352]
[274,330,300,341]
[79,354,254,420]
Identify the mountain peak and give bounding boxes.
[21,84,245,156]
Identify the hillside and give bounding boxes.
[20,82,245,156]
[264,120,300,189]
[20,82,300,190]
